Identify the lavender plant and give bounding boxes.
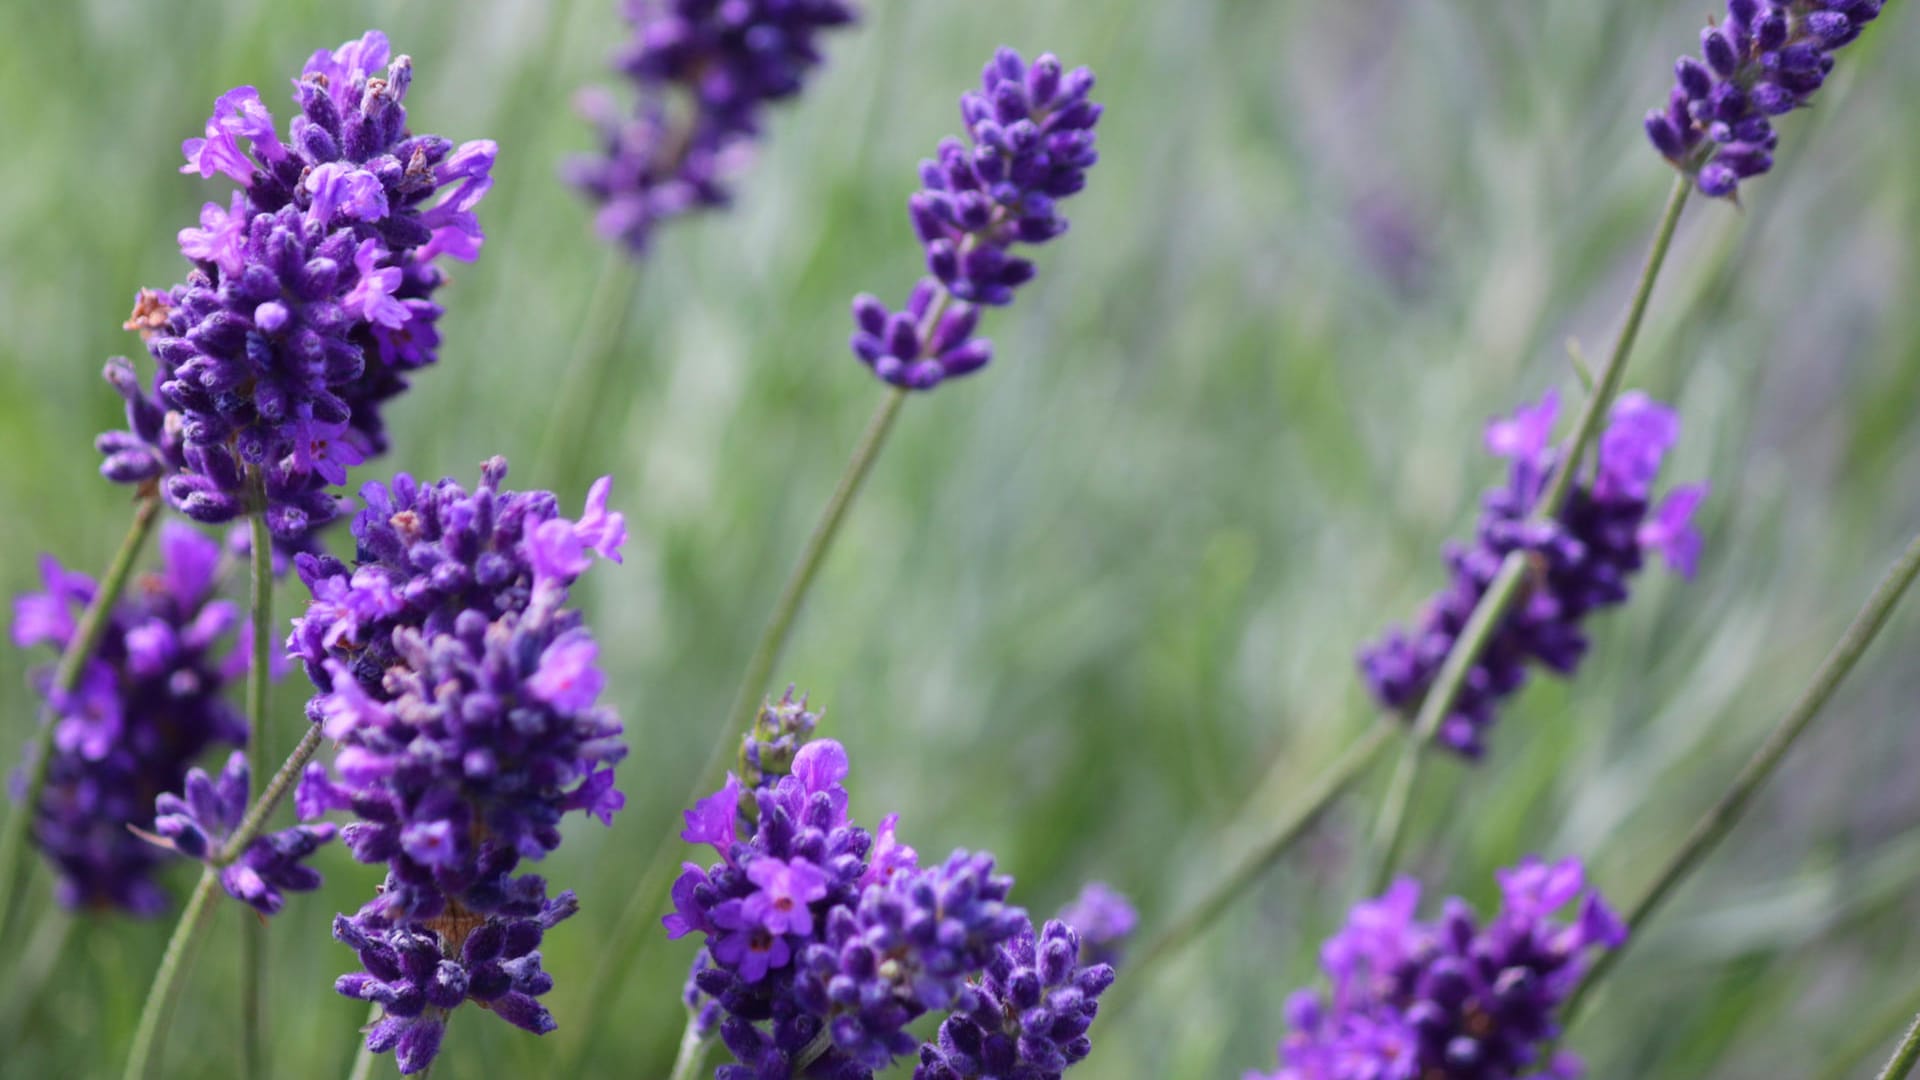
[288,458,628,1074]
[664,695,1116,1078]
[569,0,860,253]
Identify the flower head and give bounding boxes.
[140,751,336,915]
[1057,881,1138,968]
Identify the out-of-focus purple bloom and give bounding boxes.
[669,700,1115,1078]
[1057,881,1138,968]
[139,751,336,915]
[915,918,1117,1080]
[8,523,250,914]
[98,30,495,543]
[850,47,1102,391]
[1246,858,1625,1080]
[290,458,625,1074]
[1357,391,1707,758]
[1644,0,1883,199]
[568,0,858,254]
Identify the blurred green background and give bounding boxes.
[3,0,1918,1076]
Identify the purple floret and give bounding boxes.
[1357,391,1707,759]
[141,751,336,915]
[98,30,495,542]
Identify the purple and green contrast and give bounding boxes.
[97,30,495,542]
[1358,392,1707,759]
[288,457,627,1074]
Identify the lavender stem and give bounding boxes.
[242,474,273,1080]
[1877,1008,1920,1080]
[122,724,325,1080]
[1559,527,1920,1030]
[1367,174,1693,892]
[344,1002,381,1080]
[0,492,162,941]
[532,248,641,480]
[667,1014,712,1080]
[1819,980,1920,1080]
[561,386,910,1073]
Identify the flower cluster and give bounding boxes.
[1248,858,1626,1080]
[568,0,858,253]
[1358,391,1708,758]
[668,702,1116,1078]
[98,30,495,542]
[850,47,1102,390]
[1644,0,1883,199]
[9,523,249,914]
[138,751,336,915]
[288,457,627,1074]
[1057,881,1137,968]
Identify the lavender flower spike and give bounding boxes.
[568,0,858,253]
[667,698,1118,1078]
[138,751,337,915]
[1358,390,1707,759]
[1645,0,1883,199]
[1057,881,1138,968]
[9,522,249,915]
[850,47,1103,390]
[289,458,626,1075]
[99,30,496,542]
[1247,857,1626,1080]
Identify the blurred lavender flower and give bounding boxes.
[850,47,1103,390]
[568,0,858,253]
[288,458,626,1074]
[1247,857,1625,1080]
[1358,391,1708,758]
[98,30,495,542]
[138,750,336,915]
[1644,0,1883,199]
[8,523,249,914]
[667,710,1117,1077]
[1057,881,1137,968]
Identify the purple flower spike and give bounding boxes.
[1247,858,1624,1080]
[669,703,1116,1078]
[292,458,624,1072]
[9,523,250,915]
[140,751,337,915]
[1057,881,1138,968]
[568,0,859,254]
[850,47,1103,391]
[916,918,1116,1080]
[1646,0,1881,199]
[100,30,496,543]
[1357,391,1706,759]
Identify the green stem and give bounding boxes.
[1366,175,1693,891]
[1120,723,1394,999]
[122,724,326,1080]
[1823,981,1920,1080]
[243,483,273,1080]
[533,249,640,482]
[667,1016,713,1080]
[345,1001,382,1080]
[559,386,911,1076]
[122,868,222,1080]
[1878,1009,1920,1080]
[0,493,162,942]
[1559,528,1920,1028]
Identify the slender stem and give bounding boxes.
[1820,981,1920,1080]
[667,1016,713,1080]
[1878,1009,1920,1080]
[1122,723,1394,997]
[122,868,222,1080]
[791,1028,833,1071]
[0,493,162,942]
[243,485,273,1080]
[533,248,639,481]
[1560,528,1920,1028]
[561,386,911,1075]
[220,725,325,864]
[1366,176,1692,891]
[345,1001,382,1080]
[0,906,73,1041]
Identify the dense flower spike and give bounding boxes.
[1645,0,1882,199]
[669,709,1117,1078]
[8,523,248,914]
[916,919,1116,1080]
[139,751,336,914]
[1247,858,1626,1080]
[97,30,495,541]
[1057,881,1137,968]
[290,458,626,1074]
[1357,391,1708,758]
[849,47,1101,390]
[568,0,858,253]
